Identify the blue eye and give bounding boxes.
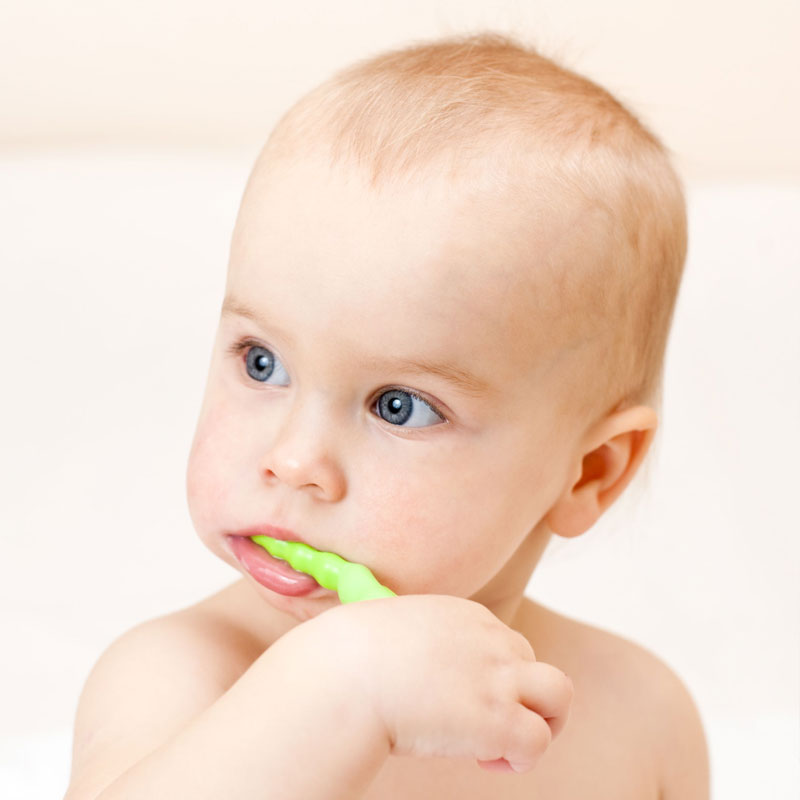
[236,342,290,386]
[375,389,445,428]
[227,338,446,428]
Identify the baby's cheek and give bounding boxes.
[185,409,234,525]
[355,480,479,596]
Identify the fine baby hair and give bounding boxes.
[250,30,688,434]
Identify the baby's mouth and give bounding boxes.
[248,534,397,604]
[227,535,328,597]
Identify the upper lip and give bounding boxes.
[227,523,310,546]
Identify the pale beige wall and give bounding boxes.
[2,0,798,180]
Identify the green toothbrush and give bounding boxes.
[251,535,397,604]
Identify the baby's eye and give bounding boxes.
[241,343,290,386]
[374,389,446,428]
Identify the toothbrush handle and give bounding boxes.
[337,562,397,604]
[250,536,396,604]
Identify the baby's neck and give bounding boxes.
[468,525,552,628]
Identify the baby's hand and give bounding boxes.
[313,594,573,774]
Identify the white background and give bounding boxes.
[2,0,799,180]
[1,2,798,798]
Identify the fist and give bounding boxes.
[320,594,574,774]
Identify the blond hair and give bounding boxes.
[257,31,687,425]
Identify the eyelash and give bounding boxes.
[226,336,448,423]
[226,336,266,360]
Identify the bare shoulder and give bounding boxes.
[65,581,265,799]
[518,599,710,800]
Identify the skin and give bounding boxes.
[63,149,710,800]
[185,149,659,630]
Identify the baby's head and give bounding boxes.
[186,32,687,624]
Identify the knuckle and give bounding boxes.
[511,630,536,660]
[483,694,516,735]
[483,690,511,726]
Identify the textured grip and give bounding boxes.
[250,535,397,603]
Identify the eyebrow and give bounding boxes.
[221,295,492,398]
[222,296,296,346]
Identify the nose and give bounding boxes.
[259,399,346,502]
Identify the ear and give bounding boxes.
[544,405,658,538]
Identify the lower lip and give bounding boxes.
[228,535,330,597]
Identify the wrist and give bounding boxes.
[264,606,393,758]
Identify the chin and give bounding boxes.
[245,576,341,622]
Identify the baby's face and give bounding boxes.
[187,153,587,622]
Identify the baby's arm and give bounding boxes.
[63,611,390,800]
[65,594,571,799]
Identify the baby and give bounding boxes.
[64,32,709,799]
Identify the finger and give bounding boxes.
[515,661,574,739]
[500,703,553,773]
[506,628,537,661]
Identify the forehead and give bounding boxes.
[228,155,578,387]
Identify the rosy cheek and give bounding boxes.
[375,467,501,596]
[353,480,458,594]
[186,406,235,526]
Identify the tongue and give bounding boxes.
[230,536,320,590]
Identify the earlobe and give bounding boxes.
[544,405,658,539]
